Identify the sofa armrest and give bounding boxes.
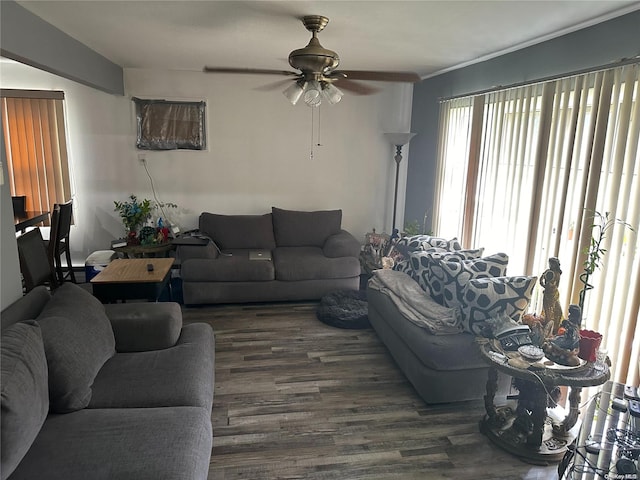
[323,229,361,258]
[104,302,182,352]
[176,243,219,262]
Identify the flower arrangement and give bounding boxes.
[114,195,179,245]
[114,195,152,234]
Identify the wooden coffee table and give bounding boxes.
[91,258,174,303]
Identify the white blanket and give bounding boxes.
[368,269,462,335]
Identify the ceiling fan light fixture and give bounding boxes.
[303,80,322,107]
[321,82,343,105]
[283,81,305,105]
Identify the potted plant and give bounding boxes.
[578,211,634,310]
[577,210,633,361]
[114,195,152,244]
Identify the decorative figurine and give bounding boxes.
[521,313,554,347]
[542,304,582,366]
[540,257,564,333]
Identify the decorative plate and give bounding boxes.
[542,358,587,371]
[518,345,544,361]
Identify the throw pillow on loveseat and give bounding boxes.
[392,234,463,276]
[35,283,116,413]
[408,248,485,302]
[460,275,538,335]
[389,236,537,335]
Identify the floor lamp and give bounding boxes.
[384,132,416,235]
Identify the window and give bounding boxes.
[434,64,640,385]
[1,89,72,217]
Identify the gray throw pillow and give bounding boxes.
[199,212,276,250]
[1,321,49,480]
[272,207,342,247]
[36,283,116,413]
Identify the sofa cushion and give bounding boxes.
[89,323,214,410]
[181,251,275,282]
[409,248,485,302]
[322,230,360,258]
[1,321,49,480]
[273,247,360,281]
[366,288,486,371]
[8,406,212,480]
[200,212,276,250]
[0,286,51,330]
[36,283,116,413]
[272,207,342,247]
[439,253,510,309]
[104,303,182,352]
[461,275,538,335]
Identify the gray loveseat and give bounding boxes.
[179,207,361,305]
[0,283,214,480]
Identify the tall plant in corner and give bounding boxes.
[578,211,634,311]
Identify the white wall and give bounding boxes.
[1,132,23,309]
[1,61,413,267]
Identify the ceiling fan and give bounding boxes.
[203,15,421,107]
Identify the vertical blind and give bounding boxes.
[1,90,72,218]
[433,63,640,385]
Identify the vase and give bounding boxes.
[126,230,139,246]
[578,329,602,363]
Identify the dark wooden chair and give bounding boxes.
[11,195,26,216]
[17,228,58,292]
[48,200,77,284]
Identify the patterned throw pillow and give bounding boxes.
[439,253,510,308]
[421,237,462,251]
[394,235,439,253]
[394,235,461,257]
[460,276,538,335]
[392,258,414,277]
[409,248,485,300]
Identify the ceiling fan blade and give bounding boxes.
[254,78,299,92]
[333,70,421,83]
[203,67,299,76]
[333,78,380,96]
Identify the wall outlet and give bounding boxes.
[137,153,146,165]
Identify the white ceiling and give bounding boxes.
[17,0,640,79]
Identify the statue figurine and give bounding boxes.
[540,257,564,333]
[542,304,582,366]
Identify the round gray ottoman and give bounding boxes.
[316,290,369,329]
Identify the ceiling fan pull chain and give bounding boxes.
[310,107,314,160]
[317,107,322,147]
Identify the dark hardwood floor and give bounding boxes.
[182,301,558,480]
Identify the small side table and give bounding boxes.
[113,242,174,259]
[477,338,610,465]
[359,251,382,289]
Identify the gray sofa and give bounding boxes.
[179,207,361,305]
[367,253,513,404]
[367,282,502,404]
[0,283,214,480]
